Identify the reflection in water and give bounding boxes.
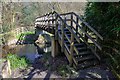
[43,43,51,53]
[2,42,51,63]
[17,44,37,63]
[17,42,51,63]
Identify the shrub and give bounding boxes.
[84,2,120,78]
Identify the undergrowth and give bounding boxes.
[6,53,29,69]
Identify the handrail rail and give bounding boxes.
[57,11,103,50]
[54,11,80,43]
[72,19,102,50]
[59,12,103,40]
[72,12,103,40]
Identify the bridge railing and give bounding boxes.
[60,12,103,60]
[35,12,56,33]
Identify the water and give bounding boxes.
[17,44,38,63]
[2,30,52,63]
[2,41,51,63]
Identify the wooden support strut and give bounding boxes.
[55,15,58,40]
[70,33,74,66]
[61,18,66,52]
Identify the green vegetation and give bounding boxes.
[6,53,29,69]
[85,2,120,78]
[57,65,71,77]
[16,31,35,39]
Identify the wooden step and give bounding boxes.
[64,42,70,54]
[65,34,78,43]
[74,42,86,48]
[65,30,71,34]
[73,51,91,57]
[75,55,96,64]
[64,28,69,31]
[76,60,99,69]
[76,47,88,52]
[64,39,70,44]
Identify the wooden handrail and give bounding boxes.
[72,12,103,40]
[54,11,81,43]
[58,12,103,40]
[57,11,103,50]
[72,19,102,50]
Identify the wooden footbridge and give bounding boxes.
[35,11,103,69]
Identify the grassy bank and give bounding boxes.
[6,54,29,69]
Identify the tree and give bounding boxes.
[84,2,120,77]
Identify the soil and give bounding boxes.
[8,53,116,79]
[11,53,69,78]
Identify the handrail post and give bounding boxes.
[82,23,88,43]
[95,36,98,53]
[71,13,73,28]
[61,17,66,52]
[55,14,58,40]
[70,14,74,65]
[76,17,79,35]
[48,14,50,32]
[52,13,54,33]
[70,32,74,66]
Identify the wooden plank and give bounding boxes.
[64,47,71,65]
[60,12,73,16]
[61,20,65,52]
[55,21,58,40]
[71,14,73,28]
[64,43,71,54]
[70,33,74,65]
[76,17,79,35]
[36,19,56,22]
[52,15,54,33]
[65,33,71,43]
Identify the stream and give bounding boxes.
[2,30,52,63]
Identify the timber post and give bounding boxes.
[51,16,60,58]
[51,36,60,58]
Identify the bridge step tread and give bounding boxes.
[73,51,91,57]
[75,55,96,63]
[75,60,99,69]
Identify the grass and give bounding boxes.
[6,53,29,69]
[57,65,71,77]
